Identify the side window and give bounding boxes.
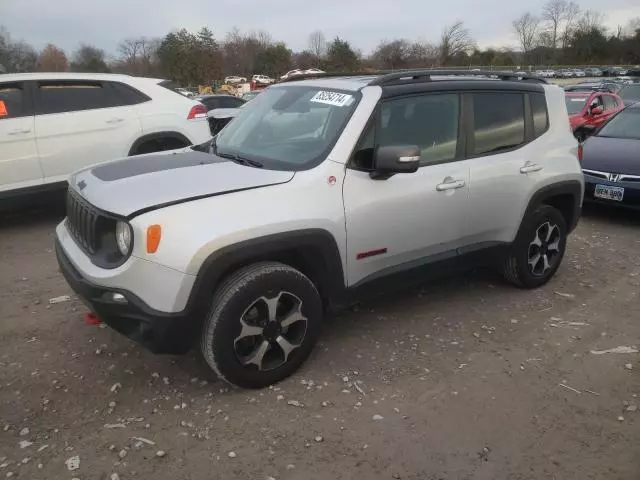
[591,95,603,108]
[37,81,122,115]
[603,95,616,110]
[351,122,376,170]
[0,83,27,120]
[378,93,459,165]
[109,82,150,105]
[472,92,525,155]
[530,93,549,138]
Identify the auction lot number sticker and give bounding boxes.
[310,91,354,107]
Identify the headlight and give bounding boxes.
[115,221,133,256]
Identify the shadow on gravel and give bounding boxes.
[581,202,640,227]
[0,191,67,229]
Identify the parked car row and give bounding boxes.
[533,66,640,78]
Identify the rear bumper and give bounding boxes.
[55,239,196,354]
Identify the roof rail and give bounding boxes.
[278,71,381,83]
[278,69,548,85]
[368,69,548,85]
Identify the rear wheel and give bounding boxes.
[200,262,323,389]
[503,205,567,288]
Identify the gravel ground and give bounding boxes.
[1,200,639,480]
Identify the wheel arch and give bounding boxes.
[184,229,346,321]
[522,180,583,234]
[128,131,192,156]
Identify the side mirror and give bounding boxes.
[590,105,604,115]
[370,145,420,179]
[574,124,597,143]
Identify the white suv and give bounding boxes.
[252,75,274,85]
[0,73,211,204]
[55,70,583,388]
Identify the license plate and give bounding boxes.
[594,184,624,201]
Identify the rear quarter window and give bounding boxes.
[158,80,191,100]
[109,82,151,105]
[530,93,549,138]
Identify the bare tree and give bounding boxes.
[438,21,475,65]
[513,13,541,55]
[576,10,606,34]
[308,30,326,62]
[117,37,158,75]
[542,0,567,48]
[623,17,640,37]
[561,2,580,48]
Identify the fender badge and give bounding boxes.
[328,176,336,185]
[77,180,86,190]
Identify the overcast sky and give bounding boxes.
[3,0,640,56]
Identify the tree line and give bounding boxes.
[1,2,639,86]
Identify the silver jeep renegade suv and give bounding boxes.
[55,70,584,388]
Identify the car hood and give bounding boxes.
[69,150,294,218]
[581,136,640,176]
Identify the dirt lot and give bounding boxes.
[1,201,639,480]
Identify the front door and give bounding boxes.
[0,81,42,194]
[343,92,470,286]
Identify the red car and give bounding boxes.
[565,90,625,130]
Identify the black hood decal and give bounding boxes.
[91,150,228,182]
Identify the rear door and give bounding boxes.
[0,81,42,193]
[465,91,545,246]
[33,80,141,184]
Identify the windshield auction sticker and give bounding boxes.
[310,91,353,107]
[0,100,7,117]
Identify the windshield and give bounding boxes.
[214,86,360,170]
[618,85,640,102]
[598,108,640,140]
[565,95,588,115]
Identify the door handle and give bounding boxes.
[436,178,466,191]
[105,118,124,124]
[520,163,543,174]
[7,128,31,135]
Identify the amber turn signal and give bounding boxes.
[146,224,162,253]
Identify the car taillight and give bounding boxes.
[577,144,583,162]
[187,104,207,120]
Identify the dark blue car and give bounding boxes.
[581,102,640,209]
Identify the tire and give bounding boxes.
[200,262,323,389]
[503,205,567,289]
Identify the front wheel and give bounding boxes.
[503,205,568,289]
[200,262,323,389]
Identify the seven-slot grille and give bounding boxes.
[66,190,100,254]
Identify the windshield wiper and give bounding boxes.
[217,151,264,168]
